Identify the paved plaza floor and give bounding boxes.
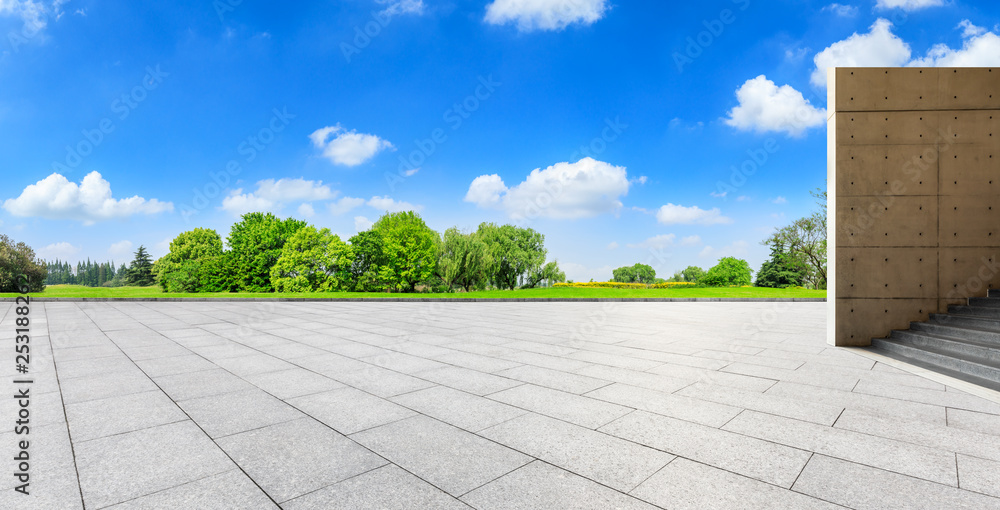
[4,301,1000,509]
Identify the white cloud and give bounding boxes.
[725,75,826,137]
[784,47,810,63]
[772,196,788,204]
[655,204,732,226]
[699,240,749,260]
[220,189,275,216]
[220,178,335,216]
[376,0,424,17]
[680,235,702,246]
[736,195,750,202]
[908,21,1000,67]
[822,3,858,16]
[328,196,366,215]
[484,0,608,31]
[0,0,49,33]
[38,242,79,261]
[297,203,315,218]
[255,178,335,202]
[2,171,173,225]
[464,158,630,220]
[153,237,172,258]
[367,196,423,213]
[811,18,911,87]
[710,191,727,199]
[628,234,675,250]
[108,240,133,258]
[875,0,943,11]
[309,124,394,166]
[607,241,618,250]
[354,216,373,231]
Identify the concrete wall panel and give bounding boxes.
[836,247,937,299]
[835,298,937,346]
[836,196,937,248]
[830,67,1000,346]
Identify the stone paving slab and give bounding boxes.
[5,301,1000,508]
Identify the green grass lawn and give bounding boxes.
[3,284,826,299]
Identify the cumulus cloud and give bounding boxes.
[0,0,50,34]
[108,240,133,258]
[367,196,422,213]
[309,124,393,166]
[2,171,173,225]
[875,0,943,11]
[484,0,608,31]
[297,203,315,218]
[255,178,335,202]
[655,204,732,226]
[220,190,275,216]
[220,178,334,216]
[908,20,1000,67]
[38,242,79,261]
[328,196,366,216]
[822,3,858,16]
[354,216,373,231]
[699,240,749,259]
[628,234,676,250]
[464,158,630,220]
[680,235,702,246]
[376,0,424,17]
[811,18,911,87]
[725,75,826,137]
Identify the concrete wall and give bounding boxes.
[828,67,1000,347]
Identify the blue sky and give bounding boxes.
[2,0,998,281]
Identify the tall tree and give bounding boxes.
[371,211,439,291]
[764,189,827,289]
[271,226,354,292]
[0,235,47,292]
[476,223,546,290]
[701,257,753,287]
[126,245,155,286]
[227,212,307,292]
[437,228,493,292]
[154,228,225,292]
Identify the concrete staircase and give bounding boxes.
[871,289,1000,391]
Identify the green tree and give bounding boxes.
[701,257,753,287]
[765,189,827,289]
[681,265,705,283]
[126,245,156,286]
[348,230,394,292]
[437,228,494,292]
[525,260,566,288]
[755,240,807,288]
[198,253,241,292]
[371,211,439,291]
[0,235,47,293]
[271,226,354,292]
[476,223,546,290]
[227,212,308,292]
[155,228,225,292]
[612,263,655,284]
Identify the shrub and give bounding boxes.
[701,257,753,287]
[0,235,46,292]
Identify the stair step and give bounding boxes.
[948,305,1000,320]
[989,289,1000,298]
[911,321,1000,347]
[969,297,1000,308]
[890,330,1000,366]
[871,338,1000,389]
[929,313,1000,333]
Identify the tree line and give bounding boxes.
[153,211,566,293]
